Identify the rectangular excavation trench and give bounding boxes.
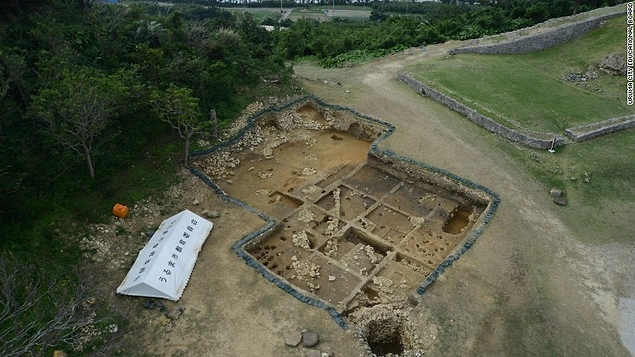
[192,100,493,314]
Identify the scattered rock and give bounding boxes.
[550,188,566,205]
[108,324,118,333]
[562,72,593,83]
[302,330,320,347]
[323,79,339,86]
[206,210,220,218]
[165,322,173,333]
[549,188,564,198]
[553,197,567,206]
[255,189,272,197]
[302,167,317,176]
[585,65,598,80]
[160,316,171,326]
[284,330,303,347]
[143,299,156,309]
[291,259,320,280]
[197,138,210,147]
[156,301,168,313]
[258,169,274,179]
[167,306,185,320]
[53,351,68,357]
[328,275,336,282]
[192,199,200,206]
[304,153,318,161]
[599,52,626,75]
[226,179,233,185]
[297,208,316,223]
[292,231,311,250]
[407,294,420,307]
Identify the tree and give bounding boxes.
[0,51,27,200]
[0,256,95,356]
[150,85,209,164]
[525,2,550,23]
[30,67,124,179]
[0,51,26,136]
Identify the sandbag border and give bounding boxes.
[186,94,499,329]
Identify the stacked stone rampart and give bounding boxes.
[396,74,564,150]
[448,11,624,55]
[565,115,635,142]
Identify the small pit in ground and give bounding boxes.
[366,317,405,356]
[192,98,493,314]
[443,208,471,234]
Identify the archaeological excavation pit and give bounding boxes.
[191,97,496,317]
[366,317,406,356]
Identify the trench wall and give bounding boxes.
[396,74,564,150]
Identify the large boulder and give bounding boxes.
[284,330,302,347]
[549,188,563,198]
[302,330,320,347]
[599,52,626,75]
[549,188,567,206]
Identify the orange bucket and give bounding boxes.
[112,203,129,218]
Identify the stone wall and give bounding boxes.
[448,11,624,55]
[396,74,564,150]
[565,114,635,142]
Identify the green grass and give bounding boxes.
[287,6,370,22]
[305,4,369,11]
[286,9,329,22]
[225,8,282,23]
[497,127,635,243]
[408,16,631,133]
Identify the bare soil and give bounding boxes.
[83,39,635,357]
[189,107,489,318]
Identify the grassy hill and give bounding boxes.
[404,14,634,243]
[407,15,630,133]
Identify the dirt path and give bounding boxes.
[293,42,635,356]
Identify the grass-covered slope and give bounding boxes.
[403,14,634,243]
[408,16,630,133]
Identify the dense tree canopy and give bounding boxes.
[0,0,289,223]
